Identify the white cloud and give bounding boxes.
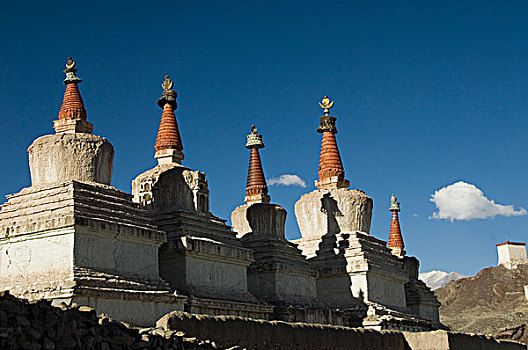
[268,174,307,188]
[429,181,528,221]
[430,181,527,221]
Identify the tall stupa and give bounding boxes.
[0,58,183,326]
[294,96,373,258]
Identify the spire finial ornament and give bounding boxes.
[317,95,338,134]
[162,75,174,91]
[63,56,83,85]
[318,95,334,116]
[157,75,178,108]
[390,194,400,212]
[246,124,265,149]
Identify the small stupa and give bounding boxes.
[231,125,318,307]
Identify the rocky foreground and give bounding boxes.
[436,264,528,339]
[0,291,225,350]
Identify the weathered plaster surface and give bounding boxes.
[248,269,317,302]
[72,296,185,327]
[132,163,209,215]
[159,236,255,303]
[186,254,248,293]
[74,226,160,278]
[231,203,286,239]
[0,228,74,293]
[28,133,114,186]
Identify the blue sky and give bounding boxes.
[1,1,528,276]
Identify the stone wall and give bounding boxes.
[157,312,526,350]
[157,311,410,350]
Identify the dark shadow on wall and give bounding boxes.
[312,193,368,325]
[321,192,342,235]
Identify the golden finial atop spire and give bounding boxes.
[161,75,174,91]
[318,95,334,116]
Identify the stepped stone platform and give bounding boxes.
[232,202,319,307]
[132,163,268,315]
[0,180,186,325]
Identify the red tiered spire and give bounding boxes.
[388,194,405,257]
[318,132,345,181]
[314,96,349,190]
[58,83,87,120]
[154,76,184,164]
[155,103,183,152]
[54,57,93,134]
[244,125,270,204]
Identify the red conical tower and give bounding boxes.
[53,57,93,134]
[314,96,350,190]
[388,194,405,257]
[244,125,270,204]
[154,75,184,164]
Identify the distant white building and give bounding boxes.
[496,241,528,269]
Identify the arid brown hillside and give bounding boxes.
[436,265,528,335]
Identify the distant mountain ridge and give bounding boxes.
[419,270,467,291]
